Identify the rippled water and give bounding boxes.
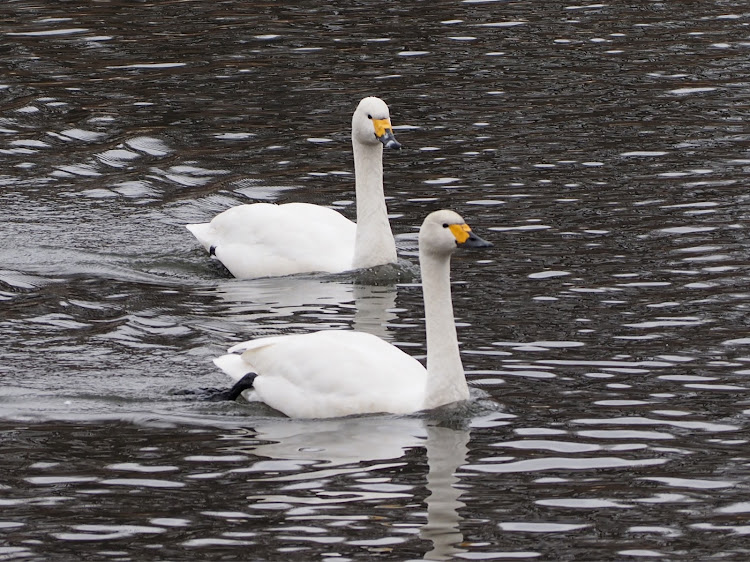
[3,0,750,560]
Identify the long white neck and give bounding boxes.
[420,249,470,410]
[351,140,397,269]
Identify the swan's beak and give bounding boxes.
[450,224,493,248]
[373,118,401,149]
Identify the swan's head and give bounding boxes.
[419,210,493,256]
[352,96,401,150]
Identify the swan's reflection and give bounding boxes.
[246,416,427,467]
[229,416,470,558]
[351,284,398,340]
[209,277,398,339]
[421,424,470,560]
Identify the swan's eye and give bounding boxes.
[442,223,449,228]
[367,114,372,119]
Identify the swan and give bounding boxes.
[186,96,401,279]
[213,209,492,418]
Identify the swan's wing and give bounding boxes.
[188,203,357,278]
[217,330,427,418]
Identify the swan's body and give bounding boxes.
[187,97,400,279]
[213,210,492,418]
[214,331,427,418]
[188,203,357,277]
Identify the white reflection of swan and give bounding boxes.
[235,417,470,558]
[421,425,470,561]
[247,416,426,467]
[351,284,399,340]
[209,277,398,339]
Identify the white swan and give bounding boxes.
[213,209,492,419]
[186,97,401,279]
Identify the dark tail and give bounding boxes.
[173,372,257,402]
[224,372,258,401]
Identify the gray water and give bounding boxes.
[2,1,750,560]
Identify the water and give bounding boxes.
[2,0,750,559]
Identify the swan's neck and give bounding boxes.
[351,141,397,269]
[421,250,470,410]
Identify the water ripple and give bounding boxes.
[466,456,665,474]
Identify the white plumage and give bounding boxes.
[214,330,427,418]
[187,97,401,279]
[213,209,492,419]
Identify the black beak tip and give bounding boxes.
[466,234,493,248]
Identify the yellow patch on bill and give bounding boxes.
[372,118,392,138]
[449,223,472,243]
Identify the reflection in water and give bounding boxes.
[421,425,469,561]
[234,416,427,467]
[352,284,399,340]
[225,416,471,560]
[208,277,398,339]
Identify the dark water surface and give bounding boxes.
[3,1,750,560]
